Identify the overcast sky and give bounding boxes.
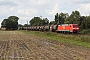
[0,0,90,26]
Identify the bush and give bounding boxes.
[79,29,90,34]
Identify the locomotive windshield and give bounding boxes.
[73,25,78,28]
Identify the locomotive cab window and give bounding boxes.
[73,25,78,28]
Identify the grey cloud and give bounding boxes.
[0,0,18,6]
[0,0,90,25]
[70,0,90,4]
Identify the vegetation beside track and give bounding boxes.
[21,30,90,48]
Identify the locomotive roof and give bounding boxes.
[58,24,78,26]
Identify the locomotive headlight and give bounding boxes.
[73,28,79,29]
[73,28,75,29]
[77,28,79,29]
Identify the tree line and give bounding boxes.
[53,10,90,33]
[29,10,90,33]
[1,10,90,33]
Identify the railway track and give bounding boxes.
[0,31,90,60]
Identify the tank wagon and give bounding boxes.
[21,24,79,33]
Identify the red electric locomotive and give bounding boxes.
[56,24,79,33]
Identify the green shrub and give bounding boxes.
[79,29,90,34]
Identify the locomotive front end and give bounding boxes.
[72,24,79,33]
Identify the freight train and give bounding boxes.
[19,24,79,33]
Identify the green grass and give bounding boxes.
[20,30,90,48]
[0,30,2,31]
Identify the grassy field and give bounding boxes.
[21,30,90,48]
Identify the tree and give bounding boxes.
[30,17,42,26]
[1,16,19,30]
[1,19,9,28]
[49,21,55,25]
[55,13,59,24]
[42,18,49,25]
[59,13,69,24]
[29,17,49,26]
[79,16,86,30]
[55,12,69,24]
[86,16,90,29]
[65,10,81,24]
[23,24,30,27]
[78,16,90,31]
